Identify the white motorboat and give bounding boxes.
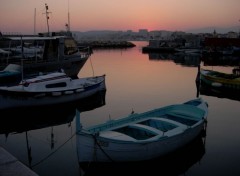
[0,70,106,109]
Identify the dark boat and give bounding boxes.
[0,34,91,77]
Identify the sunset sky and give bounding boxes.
[1,0,240,34]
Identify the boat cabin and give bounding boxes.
[1,35,79,61]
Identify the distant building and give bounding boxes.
[139,29,148,37]
[149,30,172,40]
[139,29,148,33]
[227,31,239,38]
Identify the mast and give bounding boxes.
[68,0,70,32]
[65,0,71,35]
[239,19,240,38]
[34,8,36,35]
[43,3,51,36]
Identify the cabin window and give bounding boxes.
[45,82,67,88]
[64,38,78,55]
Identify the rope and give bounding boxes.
[31,132,76,168]
[91,134,115,162]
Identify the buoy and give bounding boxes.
[52,92,62,96]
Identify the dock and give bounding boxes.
[0,146,38,176]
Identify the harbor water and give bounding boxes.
[0,41,240,176]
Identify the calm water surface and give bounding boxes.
[0,41,240,176]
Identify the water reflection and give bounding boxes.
[201,55,240,66]
[146,52,240,68]
[196,79,240,102]
[146,52,201,67]
[0,90,106,135]
[78,131,207,176]
[0,90,106,170]
[0,106,75,135]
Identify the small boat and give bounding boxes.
[76,98,208,162]
[200,69,240,91]
[0,70,106,110]
[0,64,22,85]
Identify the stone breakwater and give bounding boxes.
[78,41,136,49]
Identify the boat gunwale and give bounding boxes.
[85,102,206,134]
[78,119,205,144]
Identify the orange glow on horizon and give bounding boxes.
[1,0,240,34]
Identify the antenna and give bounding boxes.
[239,19,240,37]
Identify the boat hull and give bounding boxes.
[77,122,204,162]
[0,75,106,109]
[78,134,206,175]
[0,72,21,86]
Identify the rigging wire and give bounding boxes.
[89,56,95,77]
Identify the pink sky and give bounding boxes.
[1,0,240,34]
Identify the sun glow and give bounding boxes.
[1,0,239,34]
